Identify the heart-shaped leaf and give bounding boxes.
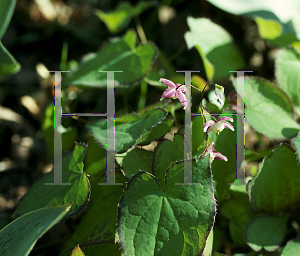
[62,30,157,87]
[242,77,300,139]
[207,0,300,44]
[118,156,216,256]
[13,143,90,218]
[95,1,156,33]
[0,204,71,256]
[250,144,300,214]
[60,172,126,255]
[184,17,244,81]
[275,47,300,114]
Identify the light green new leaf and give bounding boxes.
[281,238,300,256]
[184,17,244,81]
[118,156,216,256]
[251,145,300,214]
[13,143,90,218]
[0,204,71,256]
[207,0,300,44]
[245,214,289,251]
[71,245,85,256]
[243,77,300,139]
[95,1,156,33]
[88,108,167,153]
[275,47,300,114]
[62,30,157,87]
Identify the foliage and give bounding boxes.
[1,1,300,256]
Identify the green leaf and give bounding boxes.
[116,148,153,178]
[88,108,167,153]
[71,245,85,256]
[184,17,244,81]
[220,199,255,246]
[250,144,300,214]
[275,47,300,114]
[62,30,157,87]
[84,135,106,176]
[0,204,71,256]
[281,238,300,256]
[0,41,21,81]
[254,17,282,40]
[136,118,174,146]
[95,1,156,33]
[211,114,237,202]
[0,0,16,39]
[13,143,90,218]
[191,113,207,158]
[0,0,20,81]
[292,131,300,165]
[242,77,300,139]
[60,173,126,255]
[245,214,289,251]
[207,0,300,44]
[153,133,190,191]
[118,156,216,256]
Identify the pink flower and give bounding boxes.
[159,78,187,110]
[204,142,228,162]
[203,117,234,134]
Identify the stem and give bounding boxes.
[190,84,202,92]
[200,82,211,107]
[138,80,148,111]
[135,16,147,43]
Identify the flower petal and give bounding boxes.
[176,88,186,102]
[218,116,233,123]
[223,121,235,131]
[177,85,186,93]
[161,88,176,99]
[213,152,228,161]
[159,78,176,89]
[203,120,215,132]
